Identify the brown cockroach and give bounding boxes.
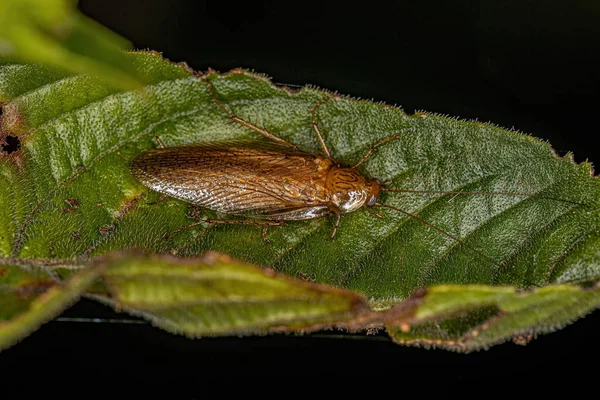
[130,80,572,264]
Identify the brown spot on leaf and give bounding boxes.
[0,135,21,155]
[0,268,7,277]
[15,281,55,299]
[0,102,26,134]
[62,198,80,213]
[0,104,26,168]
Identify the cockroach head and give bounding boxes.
[326,167,381,213]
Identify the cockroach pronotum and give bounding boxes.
[131,78,576,265]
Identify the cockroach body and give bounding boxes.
[131,138,384,240]
[131,80,402,241]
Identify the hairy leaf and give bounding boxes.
[1,45,600,349]
[388,284,600,351]
[0,262,98,350]
[0,251,366,350]
[89,251,369,336]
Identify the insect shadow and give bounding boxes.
[131,78,579,267]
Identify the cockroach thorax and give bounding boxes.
[325,166,380,213]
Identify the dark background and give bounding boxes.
[3,0,599,380]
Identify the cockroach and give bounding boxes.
[131,79,576,264]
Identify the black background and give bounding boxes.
[3,0,599,380]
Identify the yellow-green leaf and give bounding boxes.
[0,262,98,350]
[0,0,145,90]
[89,251,370,336]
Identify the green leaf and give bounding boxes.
[1,251,366,350]
[0,0,147,90]
[1,48,600,349]
[388,284,600,351]
[88,251,369,336]
[0,261,99,350]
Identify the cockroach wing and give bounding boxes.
[131,139,335,219]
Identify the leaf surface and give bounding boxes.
[91,251,369,336]
[388,284,600,351]
[1,22,600,350]
[0,262,98,350]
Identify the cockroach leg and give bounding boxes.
[311,97,333,158]
[204,77,297,148]
[352,135,402,169]
[202,218,283,227]
[261,225,272,244]
[165,217,283,243]
[203,218,282,244]
[230,114,294,147]
[365,208,384,219]
[155,135,166,149]
[186,205,205,220]
[329,214,342,241]
[164,220,206,241]
[148,193,169,205]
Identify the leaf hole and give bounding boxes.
[1,135,21,155]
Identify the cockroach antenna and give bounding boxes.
[380,188,583,206]
[374,202,503,268]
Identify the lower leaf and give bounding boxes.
[0,263,98,350]
[388,284,600,351]
[91,251,371,336]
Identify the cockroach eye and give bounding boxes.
[367,195,377,207]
